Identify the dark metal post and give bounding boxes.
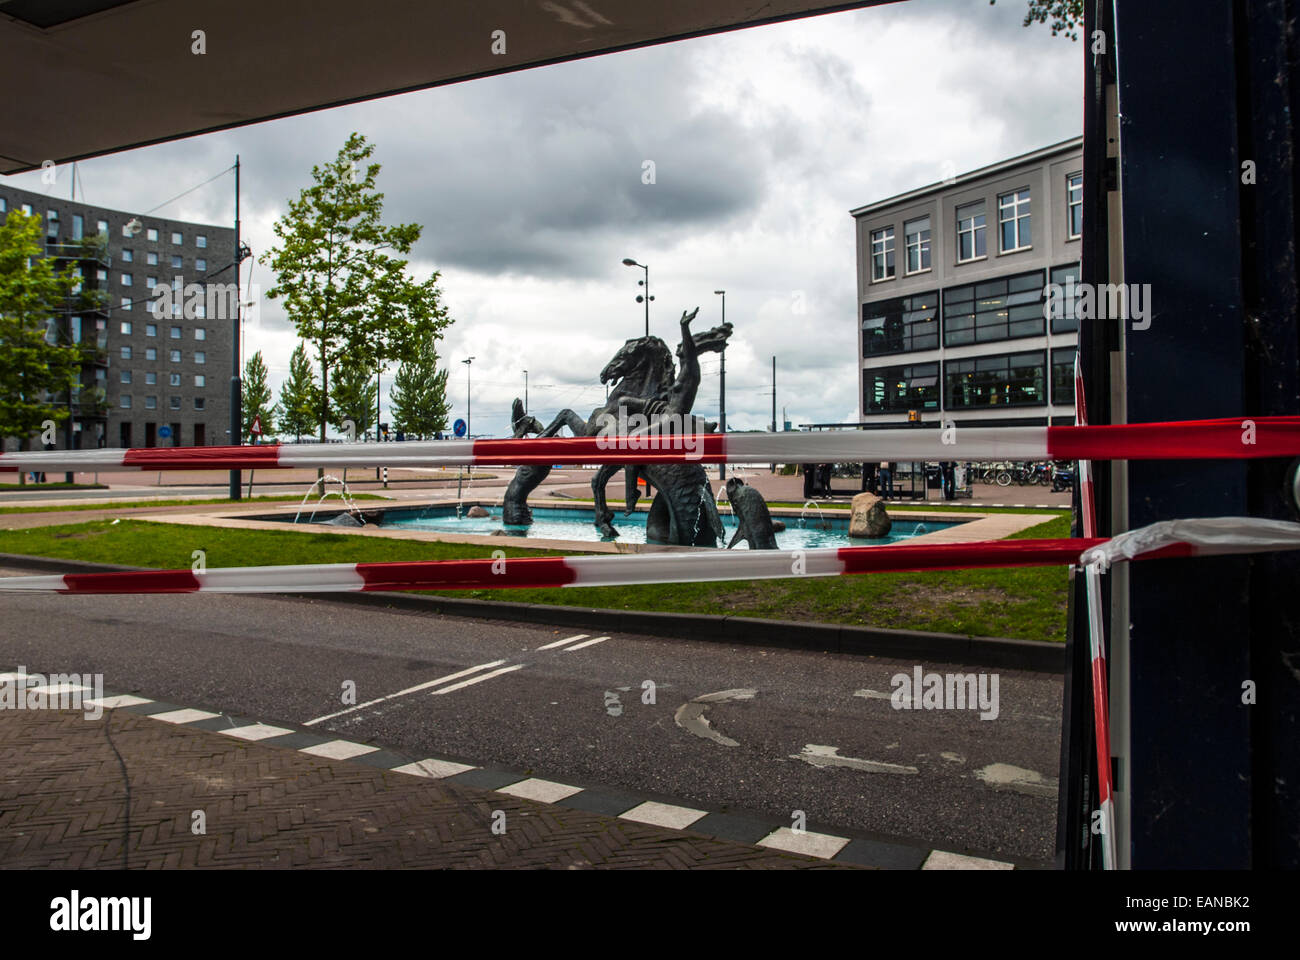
[229,155,242,500]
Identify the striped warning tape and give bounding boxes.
[1,416,1299,473]
[1,518,1296,595]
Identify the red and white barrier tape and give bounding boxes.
[1,518,1296,596]
[2,416,1299,473]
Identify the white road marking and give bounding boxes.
[497,778,585,803]
[392,758,477,779]
[758,827,850,860]
[619,801,707,830]
[923,850,1015,870]
[673,688,756,748]
[85,694,152,709]
[220,723,294,741]
[303,659,509,725]
[974,762,1059,798]
[563,636,609,652]
[790,744,919,775]
[853,688,893,701]
[431,664,526,695]
[151,708,220,724]
[536,634,587,650]
[300,740,379,760]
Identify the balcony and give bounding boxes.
[45,236,111,267]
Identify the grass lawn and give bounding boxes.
[0,493,388,515]
[0,515,1073,642]
[0,482,107,491]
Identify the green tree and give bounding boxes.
[241,350,274,442]
[990,1,1084,40]
[0,210,90,461]
[389,334,450,438]
[275,342,319,441]
[260,132,454,444]
[329,355,375,440]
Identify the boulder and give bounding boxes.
[466,505,490,518]
[848,491,892,539]
[771,519,786,532]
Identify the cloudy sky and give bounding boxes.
[4,0,1081,438]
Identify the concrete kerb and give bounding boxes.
[0,552,1065,672]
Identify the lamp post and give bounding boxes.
[714,289,726,482]
[523,369,528,412]
[622,258,652,337]
[462,357,475,437]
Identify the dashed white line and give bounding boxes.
[758,827,850,860]
[303,659,509,725]
[923,850,1015,870]
[497,778,584,803]
[431,664,526,695]
[619,801,707,830]
[536,634,588,650]
[563,636,610,652]
[300,740,379,760]
[151,708,220,724]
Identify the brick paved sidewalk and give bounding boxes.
[0,709,849,870]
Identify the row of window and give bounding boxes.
[120,396,206,411]
[117,321,207,339]
[862,264,1080,357]
[120,346,207,363]
[864,347,1077,414]
[118,257,207,272]
[120,371,206,387]
[868,173,1082,282]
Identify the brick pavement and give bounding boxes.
[0,709,851,870]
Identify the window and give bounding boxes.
[147,252,158,266]
[945,350,1046,409]
[145,372,157,385]
[862,292,939,357]
[194,374,206,387]
[120,370,131,384]
[870,226,896,281]
[122,249,133,263]
[146,396,157,410]
[146,323,157,336]
[195,328,206,340]
[1048,263,1082,333]
[170,326,182,339]
[170,373,181,386]
[865,362,940,414]
[97,219,108,238]
[96,268,107,282]
[1067,173,1083,239]
[998,188,1032,252]
[121,273,132,286]
[194,397,206,411]
[120,321,132,335]
[172,232,182,245]
[46,210,59,238]
[943,270,1045,346]
[196,235,207,249]
[172,302,181,317]
[120,346,132,359]
[146,228,158,242]
[956,200,982,261]
[170,396,182,410]
[195,258,206,272]
[146,348,157,361]
[1051,347,1076,405]
[170,349,182,363]
[904,216,931,273]
[21,203,33,216]
[146,277,156,288]
[72,215,83,240]
[171,255,182,269]
[195,351,206,364]
[95,368,106,382]
[120,395,132,409]
[120,297,131,311]
[1,197,7,213]
[195,305,206,319]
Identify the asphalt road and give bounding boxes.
[0,572,1063,862]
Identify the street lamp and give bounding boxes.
[714,289,726,482]
[462,357,475,437]
[622,258,652,337]
[523,369,528,413]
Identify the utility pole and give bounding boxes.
[229,155,242,500]
[771,355,777,473]
[462,357,475,437]
[715,290,726,482]
[524,369,528,412]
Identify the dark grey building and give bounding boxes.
[851,137,1083,429]
[0,182,235,450]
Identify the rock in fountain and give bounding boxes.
[848,491,892,538]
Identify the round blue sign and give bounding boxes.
[158,426,172,438]
[453,419,467,438]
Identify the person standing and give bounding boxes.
[941,461,955,500]
[878,460,893,499]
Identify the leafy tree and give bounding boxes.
[990,0,1084,40]
[0,210,91,460]
[260,132,454,444]
[389,334,450,438]
[241,350,274,442]
[329,355,375,440]
[275,342,319,441]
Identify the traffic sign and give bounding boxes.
[453,418,467,438]
[158,425,172,439]
[250,414,263,436]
